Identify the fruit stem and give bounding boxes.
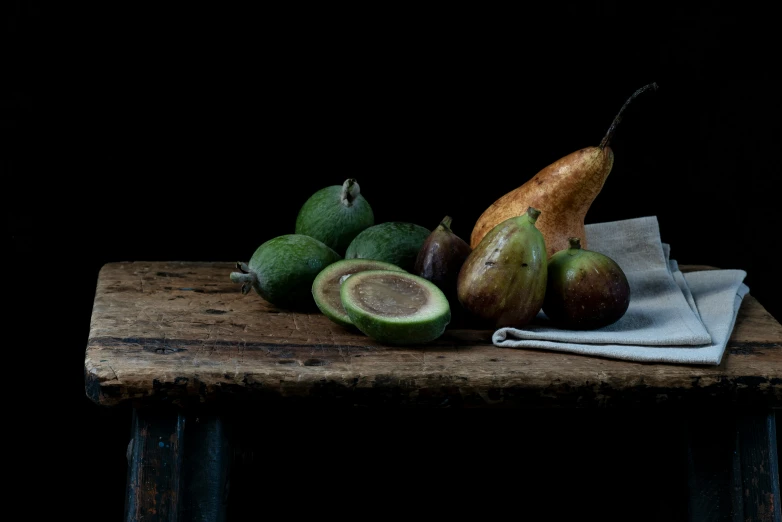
[439,216,453,230]
[568,237,582,250]
[599,82,658,150]
[526,207,541,223]
[340,178,361,207]
[230,262,257,295]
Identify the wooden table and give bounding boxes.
[84,261,782,521]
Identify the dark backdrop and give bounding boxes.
[4,2,779,519]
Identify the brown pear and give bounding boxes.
[470,83,658,257]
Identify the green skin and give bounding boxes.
[295,179,375,256]
[340,270,451,345]
[311,259,407,328]
[543,237,630,330]
[345,222,431,272]
[457,207,547,328]
[230,234,341,310]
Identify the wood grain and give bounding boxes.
[85,262,782,408]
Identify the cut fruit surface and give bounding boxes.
[312,259,406,328]
[340,270,451,345]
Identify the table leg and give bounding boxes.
[687,409,781,522]
[125,407,185,521]
[124,407,230,522]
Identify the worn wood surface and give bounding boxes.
[85,262,782,408]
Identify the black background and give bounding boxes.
[4,2,780,519]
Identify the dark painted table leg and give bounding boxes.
[124,407,230,522]
[125,407,186,522]
[688,410,781,522]
[180,415,230,522]
[736,411,781,521]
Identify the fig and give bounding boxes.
[295,178,374,255]
[542,237,630,330]
[413,216,471,307]
[340,270,451,345]
[230,234,341,310]
[345,222,431,272]
[457,207,547,328]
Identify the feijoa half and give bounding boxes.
[312,259,407,328]
[340,270,451,345]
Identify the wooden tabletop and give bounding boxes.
[84,261,782,408]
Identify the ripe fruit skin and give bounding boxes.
[230,234,341,310]
[295,178,374,255]
[414,216,471,305]
[457,207,547,328]
[345,222,431,272]
[543,237,630,330]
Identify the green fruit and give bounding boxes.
[345,222,431,272]
[295,178,374,255]
[311,259,407,328]
[543,237,630,330]
[230,234,341,310]
[457,206,547,328]
[340,270,451,344]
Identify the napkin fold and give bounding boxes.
[492,216,748,365]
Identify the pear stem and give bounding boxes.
[340,178,360,207]
[439,216,453,230]
[568,237,582,250]
[599,82,658,150]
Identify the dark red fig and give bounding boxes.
[542,237,630,330]
[414,216,471,307]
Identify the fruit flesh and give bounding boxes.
[340,270,451,344]
[311,259,405,327]
[348,274,429,317]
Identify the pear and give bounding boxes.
[457,207,547,329]
[470,83,658,257]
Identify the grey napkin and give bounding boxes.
[492,216,749,365]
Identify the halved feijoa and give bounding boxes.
[339,270,451,344]
[312,259,407,328]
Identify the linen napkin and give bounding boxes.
[492,216,749,365]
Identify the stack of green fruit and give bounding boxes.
[230,178,451,345]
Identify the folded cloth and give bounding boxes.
[492,216,749,365]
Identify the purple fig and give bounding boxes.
[414,216,471,305]
[542,237,630,329]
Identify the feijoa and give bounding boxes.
[230,234,341,310]
[312,259,407,328]
[345,222,431,272]
[340,270,451,345]
[542,237,630,329]
[295,178,374,255]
